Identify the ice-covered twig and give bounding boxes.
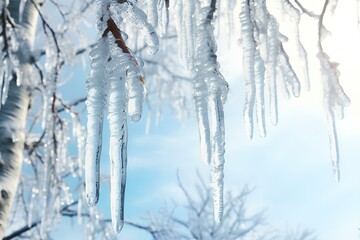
[317,0,350,181]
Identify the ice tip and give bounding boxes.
[130,113,141,122]
[214,213,222,224]
[86,194,99,207]
[113,220,124,234]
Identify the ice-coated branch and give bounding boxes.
[317,0,350,181]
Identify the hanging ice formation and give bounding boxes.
[85,0,158,233]
[175,0,229,223]
[279,0,310,90]
[317,1,350,181]
[239,0,302,139]
[238,0,349,180]
[318,52,350,181]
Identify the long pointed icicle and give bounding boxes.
[194,79,212,165]
[267,16,280,125]
[194,2,229,223]
[107,42,129,232]
[318,52,350,181]
[85,37,108,206]
[254,49,266,137]
[240,0,256,140]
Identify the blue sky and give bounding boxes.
[49,1,360,239]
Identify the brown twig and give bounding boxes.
[102,17,130,54]
[102,12,144,84]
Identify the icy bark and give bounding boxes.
[0,0,39,238]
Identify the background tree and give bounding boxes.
[0,0,357,239]
[4,172,317,240]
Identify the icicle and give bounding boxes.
[40,126,55,238]
[184,0,196,70]
[278,43,300,97]
[194,79,211,165]
[208,92,225,224]
[174,0,196,69]
[124,2,159,55]
[0,64,4,109]
[72,113,86,176]
[224,1,236,47]
[107,45,128,232]
[85,38,108,206]
[108,116,127,233]
[146,0,158,27]
[193,3,229,223]
[240,0,256,140]
[254,49,266,137]
[254,0,269,61]
[318,52,350,181]
[1,59,12,105]
[281,0,310,90]
[174,0,185,65]
[27,187,38,227]
[145,114,151,135]
[77,185,84,224]
[267,16,279,125]
[157,0,169,37]
[126,66,146,122]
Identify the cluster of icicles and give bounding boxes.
[238,0,349,181]
[85,0,161,233]
[84,0,350,234]
[174,0,229,223]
